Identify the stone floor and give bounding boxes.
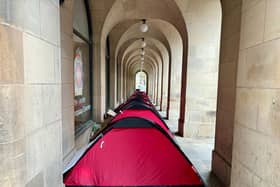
[164,118,224,187]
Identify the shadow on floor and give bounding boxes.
[164,119,224,187]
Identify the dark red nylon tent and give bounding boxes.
[111,109,173,138]
[63,91,204,187]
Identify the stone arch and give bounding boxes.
[91,0,188,133]
[115,19,184,122]
[126,56,158,101]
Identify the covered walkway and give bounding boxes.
[1,0,280,187]
[63,91,206,186]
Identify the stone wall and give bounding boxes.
[212,0,242,186]
[231,0,280,186]
[89,0,110,122]
[0,0,63,186]
[60,0,75,166]
[187,0,221,138]
[175,0,222,138]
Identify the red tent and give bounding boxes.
[111,109,173,138]
[63,91,204,187]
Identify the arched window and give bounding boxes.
[135,71,148,93]
[72,0,93,133]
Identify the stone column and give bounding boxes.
[0,0,63,186]
[212,0,242,186]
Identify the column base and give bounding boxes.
[177,118,184,137]
[212,150,232,186]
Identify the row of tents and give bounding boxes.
[63,90,205,186]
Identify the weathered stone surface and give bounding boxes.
[0,0,24,28]
[218,62,237,88]
[23,85,44,135]
[264,0,280,41]
[1,0,63,186]
[213,0,242,185]
[24,0,40,36]
[215,109,234,162]
[235,88,280,138]
[60,4,73,37]
[0,153,26,187]
[44,161,63,187]
[228,0,280,186]
[61,33,73,60]
[0,25,23,84]
[182,0,221,138]
[25,172,44,187]
[60,0,76,171]
[0,86,24,143]
[23,33,57,84]
[239,0,266,49]
[212,150,231,186]
[231,123,280,187]
[62,83,74,108]
[217,87,236,112]
[61,57,74,84]
[62,107,75,157]
[237,38,280,88]
[40,0,59,45]
[42,85,62,125]
[235,88,258,130]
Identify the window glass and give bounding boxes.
[73,0,89,40]
[73,36,91,128]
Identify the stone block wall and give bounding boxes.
[231,0,280,186]
[0,0,63,186]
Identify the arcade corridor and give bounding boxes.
[1,0,280,186]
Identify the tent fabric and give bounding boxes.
[64,129,202,186]
[63,90,205,187]
[114,93,153,113]
[111,109,172,137]
[119,100,165,120]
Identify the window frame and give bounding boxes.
[61,0,94,136]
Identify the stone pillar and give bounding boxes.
[60,0,76,166]
[212,0,242,186]
[0,0,63,186]
[184,0,222,138]
[90,0,108,122]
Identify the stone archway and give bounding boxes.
[89,0,188,134]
